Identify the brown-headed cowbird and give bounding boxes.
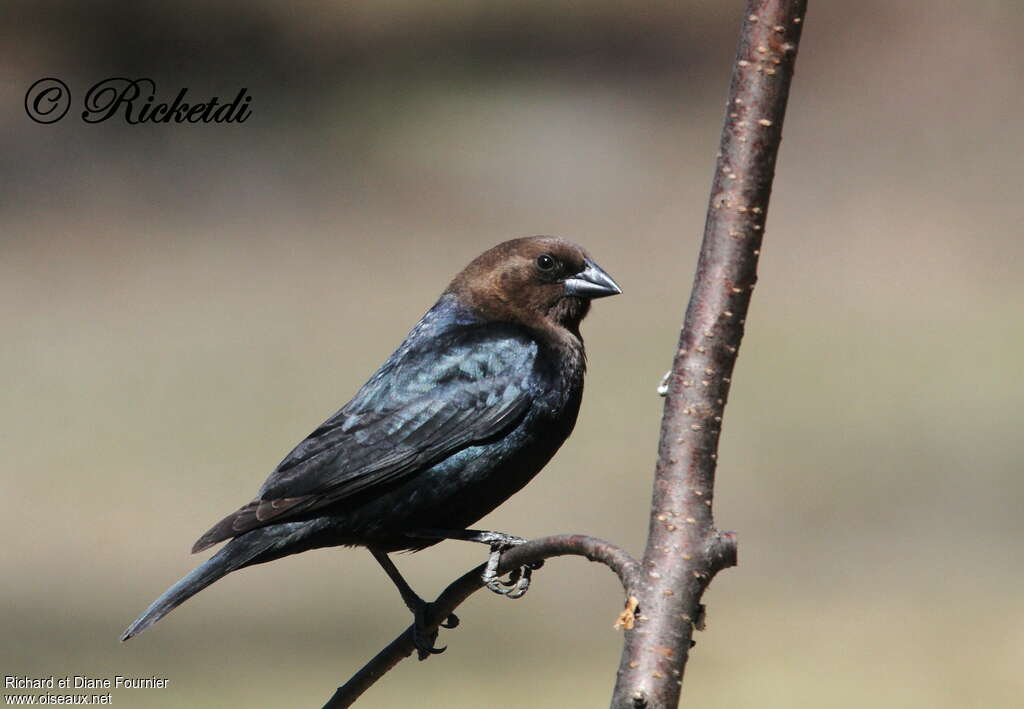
[122,236,620,653]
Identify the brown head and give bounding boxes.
[447,236,621,347]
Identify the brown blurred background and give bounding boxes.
[2,1,1022,707]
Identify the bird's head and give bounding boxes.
[448,236,621,343]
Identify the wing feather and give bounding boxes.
[192,322,537,553]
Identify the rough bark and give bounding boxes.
[608,2,807,707]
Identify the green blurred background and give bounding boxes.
[3,1,1022,707]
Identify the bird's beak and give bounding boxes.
[563,258,622,299]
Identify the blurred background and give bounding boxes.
[2,1,1022,707]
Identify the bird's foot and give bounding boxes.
[482,537,544,599]
[405,528,544,600]
[411,602,461,661]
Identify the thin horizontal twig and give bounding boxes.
[322,534,641,709]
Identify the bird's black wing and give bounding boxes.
[192,323,538,552]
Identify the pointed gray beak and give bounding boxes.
[563,258,622,299]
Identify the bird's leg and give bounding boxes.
[407,529,544,599]
[368,547,459,660]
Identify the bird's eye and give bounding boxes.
[536,254,556,272]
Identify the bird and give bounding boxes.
[121,236,621,655]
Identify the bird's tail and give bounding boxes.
[120,528,280,641]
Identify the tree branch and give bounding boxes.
[322,534,641,709]
[610,2,807,707]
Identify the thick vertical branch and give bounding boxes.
[610,2,806,707]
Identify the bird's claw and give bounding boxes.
[482,540,541,599]
[412,604,458,660]
[413,629,446,660]
[486,565,531,599]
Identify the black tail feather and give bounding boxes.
[121,529,278,640]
